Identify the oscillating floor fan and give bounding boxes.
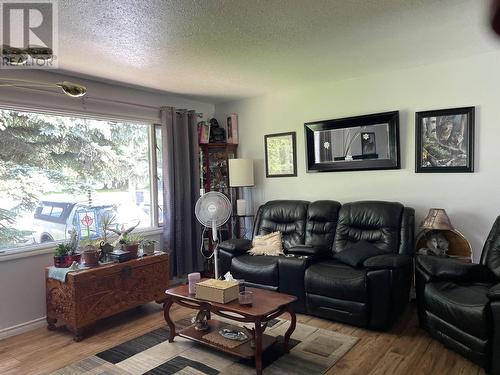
[195,191,232,279]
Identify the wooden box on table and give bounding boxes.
[46,252,169,341]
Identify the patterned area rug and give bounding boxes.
[51,317,358,375]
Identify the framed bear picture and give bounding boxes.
[415,107,475,173]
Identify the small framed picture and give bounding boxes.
[415,107,474,173]
[264,132,297,177]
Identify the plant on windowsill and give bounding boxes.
[120,234,143,258]
[141,239,157,256]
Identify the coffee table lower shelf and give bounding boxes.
[178,320,276,359]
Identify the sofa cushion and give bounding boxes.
[424,281,492,340]
[248,232,284,256]
[333,201,403,254]
[305,260,368,302]
[333,240,385,268]
[231,255,279,287]
[253,200,308,250]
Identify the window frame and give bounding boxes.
[0,105,163,260]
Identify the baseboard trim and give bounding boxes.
[0,316,46,340]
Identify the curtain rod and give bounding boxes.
[0,84,204,117]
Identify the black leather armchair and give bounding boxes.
[416,216,500,374]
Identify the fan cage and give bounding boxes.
[195,191,232,228]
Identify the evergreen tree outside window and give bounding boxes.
[0,108,158,252]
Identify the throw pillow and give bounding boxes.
[248,231,284,256]
[333,240,385,268]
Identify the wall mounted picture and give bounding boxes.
[304,111,400,172]
[415,107,474,173]
[265,132,297,177]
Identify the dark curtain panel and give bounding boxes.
[160,107,202,277]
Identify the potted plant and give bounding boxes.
[100,213,116,261]
[54,243,72,268]
[78,238,102,267]
[120,234,143,258]
[141,239,157,255]
[67,229,81,263]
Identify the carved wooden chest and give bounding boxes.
[46,252,169,341]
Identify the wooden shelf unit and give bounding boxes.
[199,143,238,276]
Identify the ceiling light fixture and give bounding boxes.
[0,78,87,98]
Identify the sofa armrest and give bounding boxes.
[278,255,313,313]
[286,245,323,257]
[488,283,500,300]
[416,255,495,283]
[363,254,412,270]
[218,239,252,254]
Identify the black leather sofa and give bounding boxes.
[416,216,500,374]
[219,199,415,330]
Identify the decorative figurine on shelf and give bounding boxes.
[208,118,226,143]
[192,309,210,332]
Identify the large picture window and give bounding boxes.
[0,108,162,253]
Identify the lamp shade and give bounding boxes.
[228,159,254,187]
[420,208,454,231]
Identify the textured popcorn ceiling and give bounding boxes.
[57,0,497,103]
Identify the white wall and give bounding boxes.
[0,70,215,336]
[215,52,500,262]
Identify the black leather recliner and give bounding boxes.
[305,201,415,329]
[219,199,415,330]
[416,216,500,374]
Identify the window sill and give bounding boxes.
[0,227,163,263]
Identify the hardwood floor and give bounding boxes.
[0,302,485,375]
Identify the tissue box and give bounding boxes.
[195,279,239,304]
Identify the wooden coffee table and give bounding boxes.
[163,283,297,375]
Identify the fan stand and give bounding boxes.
[195,191,232,280]
[213,240,220,279]
[212,220,220,279]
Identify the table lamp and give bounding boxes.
[420,208,454,230]
[228,158,254,216]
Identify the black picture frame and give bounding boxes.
[304,111,400,172]
[415,107,474,173]
[264,132,297,177]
